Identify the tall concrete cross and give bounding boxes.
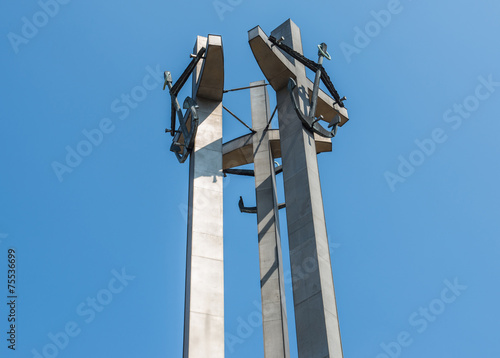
[182,34,225,358]
[222,81,334,357]
[251,80,290,358]
[249,19,348,358]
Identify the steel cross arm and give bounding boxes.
[248,26,349,127]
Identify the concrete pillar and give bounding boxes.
[271,20,343,358]
[250,80,290,358]
[183,35,225,358]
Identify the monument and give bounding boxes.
[164,19,349,358]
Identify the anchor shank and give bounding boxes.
[170,93,184,124]
[166,79,185,133]
[309,55,324,118]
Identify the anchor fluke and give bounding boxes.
[288,77,338,138]
[328,115,342,137]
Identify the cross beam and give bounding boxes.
[222,130,332,170]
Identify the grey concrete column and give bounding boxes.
[250,81,290,358]
[271,20,344,358]
[183,35,225,358]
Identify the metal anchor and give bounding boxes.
[164,47,206,163]
[288,42,342,138]
[164,71,199,163]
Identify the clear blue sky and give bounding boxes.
[1,0,499,357]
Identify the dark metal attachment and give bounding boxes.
[288,78,340,138]
[238,196,257,214]
[164,47,206,163]
[238,196,286,214]
[224,165,282,177]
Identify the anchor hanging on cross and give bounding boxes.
[268,35,347,138]
[165,29,348,164]
[163,47,206,163]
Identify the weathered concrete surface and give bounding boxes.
[251,80,290,358]
[193,35,224,101]
[249,19,344,358]
[222,131,331,170]
[183,35,225,358]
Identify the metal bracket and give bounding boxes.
[224,165,283,177]
[238,196,286,214]
[238,196,257,214]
